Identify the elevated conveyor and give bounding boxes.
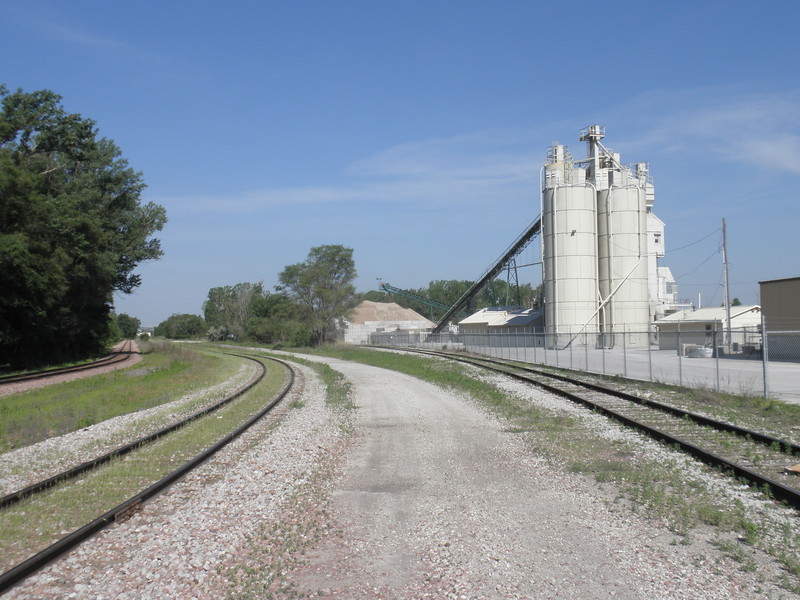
[431,216,542,334]
[378,282,469,321]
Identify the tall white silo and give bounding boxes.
[577,125,651,346]
[597,183,650,345]
[542,144,598,346]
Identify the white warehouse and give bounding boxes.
[541,125,682,347]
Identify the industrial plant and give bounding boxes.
[364,126,694,349]
[540,125,684,346]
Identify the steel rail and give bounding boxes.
[0,354,295,594]
[419,349,800,455]
[399,348,800,510]
[0,340,136,385]
[0,351,266,508]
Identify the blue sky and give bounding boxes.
[2,1,799,326]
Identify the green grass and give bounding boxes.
[0,342,242,454]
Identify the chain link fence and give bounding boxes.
[369,320,800,402]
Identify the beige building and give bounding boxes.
[759,277,800,361]
[760,277,800,330]
[655,305,761,353]
[341,301,434,345]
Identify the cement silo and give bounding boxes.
[540,126,657,348]
[584,127,650,346]
[596,184,650,345]
[542,144,598,345]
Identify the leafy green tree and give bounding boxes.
[246,291,297,344]
[154,314,206,339]
[278,245,358,345]
[0,86,166,367]
[116,313,141,339]
[202,282,265,340]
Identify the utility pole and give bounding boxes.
[722,218,732,350]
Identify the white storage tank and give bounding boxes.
[542,144,598,346]
[597,184,650,346]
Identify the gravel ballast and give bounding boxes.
[3,353,798,598]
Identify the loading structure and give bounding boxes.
[377,282,469,322]
[542,125,655,347]
[430,217,542,335]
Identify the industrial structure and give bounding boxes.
[384,126,685,349]
[541,125,682,347]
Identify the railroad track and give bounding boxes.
[401,348,800,509]
[0,339,137,386]
[0,352,296,594]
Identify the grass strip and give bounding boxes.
[0,342,242,454]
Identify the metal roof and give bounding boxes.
[656,305,761,326]
[458,306,542,328]
[759,276,800,285]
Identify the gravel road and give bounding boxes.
[282,356,793,599]
[3,353,796,599]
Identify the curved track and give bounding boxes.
[402,348,800,509]
[0,340,137,386]
[0,353,296,594]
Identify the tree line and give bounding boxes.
[0,86,166,369]
[155,244,358,346]
[154,246,543,346]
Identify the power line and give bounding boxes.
[666,228,721,253]
[675,246,721,280]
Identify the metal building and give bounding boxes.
[541,126,675,347]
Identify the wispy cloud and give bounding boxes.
[2,2,163,60]
[621,87,800,174]
[155,129,540,214]
[37,20,126,50]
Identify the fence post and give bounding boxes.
[544,333,548,366]
[602,338,606,375]
[714,321,720,392]
[524,329,528,363]
[569,333,573,370]
[623,326,628,378]
[648,324,653,383]
[584,330,589,371]
[555,335,560,368]
[678,321,683,387]
[761,315,770,399]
